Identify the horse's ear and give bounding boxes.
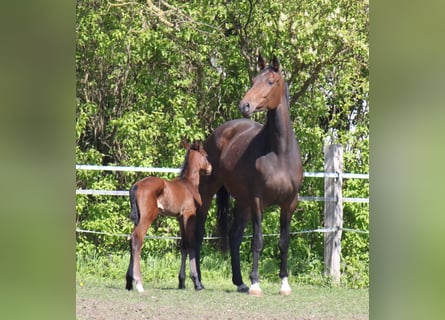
[270,55,280,72]
[181,139,190,150]
[258,53,266,70]
[189,140,201,151]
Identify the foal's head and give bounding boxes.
[181,140,212,177]
[239,54,285,118]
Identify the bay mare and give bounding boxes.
[196,55,303,296]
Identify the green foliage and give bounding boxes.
[76,0,369,288]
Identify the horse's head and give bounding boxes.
[183,140,212,176]
[239,54,285,118]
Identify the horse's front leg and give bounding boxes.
[188,247,203,290]
[248,199,264,296]
[182,212,204,290]
[278,199,298,295]
[195,181,218,286]
[178,216,187,289]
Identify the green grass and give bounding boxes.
[77,275,368,320]
[76,253,368,319]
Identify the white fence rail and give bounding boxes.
[76,164,369,179]
[76,164,369,203]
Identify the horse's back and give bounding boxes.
[205,119,262,164]
[135,176,165,192]
[210,118,262,144]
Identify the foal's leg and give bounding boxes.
[178,216,187,289]
[278,199,298,295]
[229,203,249,293]
[126,239,135,290]
[183,211,203,290]
[129,204,157,292]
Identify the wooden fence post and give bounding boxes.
[323,144,343,282]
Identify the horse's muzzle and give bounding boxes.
[239,102,252,118]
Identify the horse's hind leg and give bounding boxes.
[128,226,149,292]
[126,238,135,290]
[128,204,156,292]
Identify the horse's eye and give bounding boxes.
[268,80,274,86]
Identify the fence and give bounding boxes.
[76,144,368,282]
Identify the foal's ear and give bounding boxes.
[197,140,204,151]
[270,55,280,72]
[181,140,190,150]
[193,140,203,151]
[258,53,266,70]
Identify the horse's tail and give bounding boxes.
[129,184,140,225]
[216,186,231,252]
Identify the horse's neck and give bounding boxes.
[265,96,296,155]
[180,167,200,189]
[179,167,202,205]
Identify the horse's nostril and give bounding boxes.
[243,103,250,113]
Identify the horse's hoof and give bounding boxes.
[248,289,263,297]
[279,288,292,296]
[248,283,263,297]
[237,284,249,293]
[178,285,186,289]
[279,277,291,295]
[136,283,144,293]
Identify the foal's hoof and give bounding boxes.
[136,283,144,293]
[237,284,249,293]
[194,282,204,291]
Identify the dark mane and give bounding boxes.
[179,149,191,178]
[179,141,199,178]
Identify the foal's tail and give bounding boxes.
[216,186,231,252]
[129,184,140,225]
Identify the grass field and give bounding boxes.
[76,274,368,320]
